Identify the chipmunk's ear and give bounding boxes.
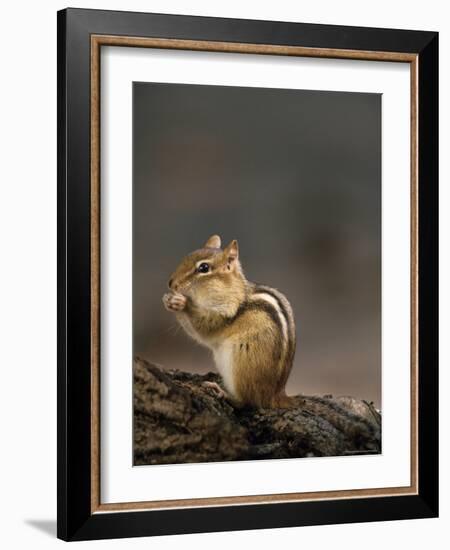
[224,240,239,263]
[204,234,221,249]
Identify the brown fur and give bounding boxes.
[163,235,296,408]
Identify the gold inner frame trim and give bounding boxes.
[90,34,419,514]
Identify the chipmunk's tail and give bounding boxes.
[272,392,299,409]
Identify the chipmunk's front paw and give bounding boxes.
[163,292,187,312]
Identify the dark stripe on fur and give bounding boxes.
[228,299,283,335]
[253,284,295,363]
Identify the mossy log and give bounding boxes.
[134,356,381,466]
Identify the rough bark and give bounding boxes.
[134,356,381,466]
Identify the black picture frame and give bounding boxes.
[57,7,438,541]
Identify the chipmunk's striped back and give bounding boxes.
[221,283,296,406]
[211,282,296,407]
[251,283,297,383]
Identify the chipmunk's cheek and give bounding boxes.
[195,294,218,312]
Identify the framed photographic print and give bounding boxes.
[57,8,438,541]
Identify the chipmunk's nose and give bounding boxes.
[168,278,173,290]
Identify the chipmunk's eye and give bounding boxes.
[196,262,210,274]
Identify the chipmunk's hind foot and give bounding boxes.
[203,380,227,400]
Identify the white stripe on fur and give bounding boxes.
[251,292,288,347]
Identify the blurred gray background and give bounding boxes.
[133,82,381,407]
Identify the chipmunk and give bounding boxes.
[162,235,296,408]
